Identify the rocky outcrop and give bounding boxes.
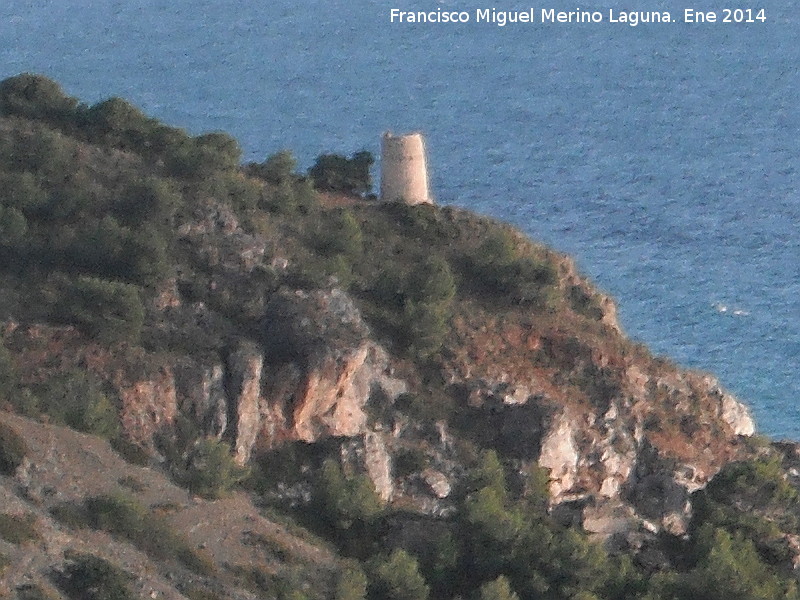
[721,388,756,436]
[438,296,754,533]
[1,197,757,540]
[287,343,376,441]
[538,411,579,498]
[365,431,394,501]
[227,341,265,464]
[2,285,406,472]
[177,199,267,273]
[114,367,179,448]
[170,288,405,467]
[174,360,227,438]
[258,288,405,448]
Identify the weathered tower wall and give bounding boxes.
[380,132,432,205]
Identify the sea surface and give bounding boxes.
[1,0,797,436]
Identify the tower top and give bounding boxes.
[380,132,432,205]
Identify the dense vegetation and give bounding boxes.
[0,74,797,600]
[251,441,800,600]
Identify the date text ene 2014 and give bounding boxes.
[684,9,766,22]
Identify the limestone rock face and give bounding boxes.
[421,469,452,499]
[114,367,179,448]
[538,411,579,498]
[2,213,757,539]
[174,360,227,438]
[170,288,404,467]
[258,288,405,448]
[3,283,405,478]
[721,389,756,436]
[365,431,394,502]
[227,341,265,464]
[287,343,375,441]
[440,293,754,532]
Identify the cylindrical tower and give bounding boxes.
[380,132,432,205]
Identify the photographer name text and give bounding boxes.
[389,8,767,26]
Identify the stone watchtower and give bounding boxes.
[380,132,432,205]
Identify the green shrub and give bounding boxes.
[85,493,145,537]
[0,513,39,543]
[180,437,249,499]
[146,123,191,158]
[336,565,368,600]
[0,338,18,392]
[689,456,800,569]
[167,132,241,179]
[191,171,262,212]
[407,254,457,306]
[394,448,429,478]
[289,252,356,291]
[110,437,150,466]
[0,171,48,214]
[57,215,170,287]
[256,173,318,215]
[308,151,373,195]
[477,576,519,600]
[381,203,459,247]
[50,274,144,344]
[521,463,550,511]
[6,388,39,419]
[314,209,363,258]
[315,459,382,531]
[246,440,328,494]
[194,132,242,171]
[183,586,225,600]
[665,527,800,600]
[247,150,298,185]
[400,299,451,359]
[465,230,557,307]
[371,254,455,358]
[0,74,77,125]
[260,180,299,214]
[36,370,119,438]
[0,421,27,475]
[117,475,146,492]
[62,216,128,273]
[7,126,74,184]
[292,177,319,212]
[368,549,429,600]
[705,456,798,509]
[112,176,180,228]
[568,285,604,320]
[50,502,90,530]
[463,487,524,549]
[229,563,279,596]
[60,552,136,600]
[83,97,154,151]
[36,176,96,222]
[120,227,170,286]
[465,450,507,499]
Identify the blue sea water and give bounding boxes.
[1,1,797,436]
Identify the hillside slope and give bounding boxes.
[4,74,799,600]
[0,412,346,600]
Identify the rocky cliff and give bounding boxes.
[1,196,755,538]
[0,74,783,600]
